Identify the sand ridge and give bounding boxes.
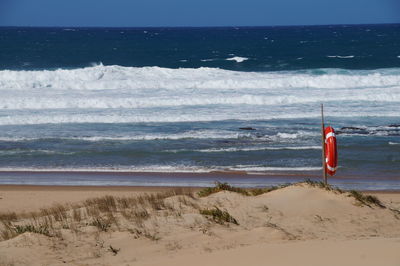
[0,183,400,265]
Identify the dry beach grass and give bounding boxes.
[0,181,400,265]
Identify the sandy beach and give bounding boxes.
[1,182,400,266]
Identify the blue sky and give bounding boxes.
[0,0,399,27]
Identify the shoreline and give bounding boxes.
[1,183,400,193]
[0,170,399,191]
[0,169,398,178]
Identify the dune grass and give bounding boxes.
[0,181,392,243]
[349,190,386,208]
[303,179,344,193]
[200,207,239,225]
[0,188,196,241]
[197,182,250,197]
[197,182,291,197]
[197,180,389,210]
[13,224,52,237]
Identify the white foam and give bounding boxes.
[168,146,321,153]
[232,166,321,172]
[0,166,211,173]
[389,142,400,145]
[327,55,355,59]
[3,91,400,111]
[0,130,249,141]
[2,110,400,126]
[276,132,298,139]
[1,65,400,125]
[2,65,400,93]
[226,56,248,62]
[274,131,319,139]
[0,149,74,155]
[0,164,321,173]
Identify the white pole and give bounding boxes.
[321,104,327,185]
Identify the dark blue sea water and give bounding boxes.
[0,24,399,188]
[1,24,400,71]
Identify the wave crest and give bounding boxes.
[1,66,400,125]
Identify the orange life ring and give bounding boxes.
[324,126,337,176]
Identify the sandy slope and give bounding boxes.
[1,184,400,266]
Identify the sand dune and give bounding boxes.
[1,183,399,266]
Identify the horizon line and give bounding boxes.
[0,22,399,29]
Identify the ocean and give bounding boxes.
[0,24,399,189]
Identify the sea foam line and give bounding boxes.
[1,111,400,126]
[231,166,321,172]
[3,91,400,110]
[0,130,320,142]
[167,146,321,153]
[0,131,250,142]
[0,165,321,173]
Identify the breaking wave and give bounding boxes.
[1,65,400,125]
[1,65,400,92]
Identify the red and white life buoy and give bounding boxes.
[324,126,337,176]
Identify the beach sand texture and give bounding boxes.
[1,183,400,266]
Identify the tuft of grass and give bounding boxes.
[248,187,278,196]
[197,182,294,197]
[303,179,343,193]
[90,217,112,232]
[349,190,386,208]
[248,183,292,196]
[198,182,250,197]
[85,195,117,213]
[13,224,52,237]
[0,221,18,240]
[200,207,239,225]
[1,219,56,240]
[303,179,386,209]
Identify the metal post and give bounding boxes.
[321,104,327,185]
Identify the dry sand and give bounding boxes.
[0,183,400,266]
[0,185,187,213]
